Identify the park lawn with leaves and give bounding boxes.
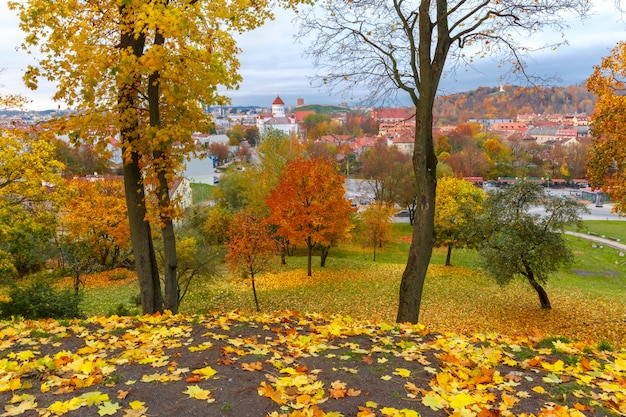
[2,222,626,416]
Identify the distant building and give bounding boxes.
[256,96,299,137]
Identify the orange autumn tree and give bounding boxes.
[225,209,276,311]
[267,157,354,276]
[586,41,626,214]
[60,177,130,270]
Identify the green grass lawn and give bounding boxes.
[6,220,626,346]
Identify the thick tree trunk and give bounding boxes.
[445,245,452,266]
[149,27,179,314]
[396,89,438,324]
[118,11,162,314]
[122,153,163,314]
[526,272,552,309]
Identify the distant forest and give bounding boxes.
[433,85,596,124]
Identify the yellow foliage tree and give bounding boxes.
[10,0,304,313]
[434,176,484,266]
[359,201,395,262]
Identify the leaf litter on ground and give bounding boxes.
[1,311,625,417]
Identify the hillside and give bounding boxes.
[434,85,597,124]
[295,104,353,114]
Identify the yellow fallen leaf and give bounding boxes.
[394,368,411,378]
[192,365,217,380]
[183,385,213,402]
[532,385,547,394]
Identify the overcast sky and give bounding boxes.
[1,1,624,110]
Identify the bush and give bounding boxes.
[0,280,83,319]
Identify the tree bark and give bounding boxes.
[526,272,552,309]
[306,237,313,277]
[251,272,260,312]
[118,6,162,314]
[445,245,452,266]
[320,246,329,267]
[148,23,179,314]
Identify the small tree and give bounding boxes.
[434,176,484,266]
[267,157,354,276]
[359,201,395,262]
[225,209,276,311]
[478,182,587,309]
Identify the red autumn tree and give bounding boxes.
[266,157,354,276]
[225,209,276,311]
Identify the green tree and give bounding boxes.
[478,182,587,309]
[298,0,590,323]
[434,176,484,266]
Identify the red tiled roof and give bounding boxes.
[272,96,285,105]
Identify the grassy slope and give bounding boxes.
[75,221,626,346]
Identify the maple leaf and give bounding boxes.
[328,380,347,399]
[185,375,201,383]
[258,381,286,405]
[422,392,447,410]
[242,362,263,371]
[192,365,217,380]
[183,385,214,402]
[394,368,411,378]
[117,389,129,399]
[357,406,376,417]
[98,401,121,416]
[2,400,37,417]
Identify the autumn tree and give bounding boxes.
[0,95,65,277]
[298,0,591,323]
[359,201,395,262]
[207,143,230,166]
[586,41,626,214]
[359,138,411,203]
[267,157,354,276]
[477,182,587,309]
[434,176,484,266]
[225,209,276,311]
[60,177,130,270]
[11,0,301,314]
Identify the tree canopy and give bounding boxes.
[266,157,354,276]
[586,41,626,215]
[477,182,587,309]
[297,0,591,323]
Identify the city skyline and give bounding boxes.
[1,2,625,111]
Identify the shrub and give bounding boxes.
[0,280,82,319]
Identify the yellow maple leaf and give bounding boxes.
[98,401,121,416]
[449,393,477,409]
[192,365,217,380]
[421,392,446,410]
[532,385,547,394]
[183,385,214,402]
[394,368,411,378]
[129,401,145,410]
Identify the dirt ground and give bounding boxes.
[0,311,624,416]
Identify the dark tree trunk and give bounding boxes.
[251,272,260,312]
[396,43,439,322]
[149,27,179,314]
[320,246,329,267]
[122,149,163,314]
[118,11,163,314]
[445,245,452,266]
[306,238,313,277]
[526,272,552,309]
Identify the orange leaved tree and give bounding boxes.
[267,157,354,276]
[225,209,276,311]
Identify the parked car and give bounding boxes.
[395,210,410,217]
